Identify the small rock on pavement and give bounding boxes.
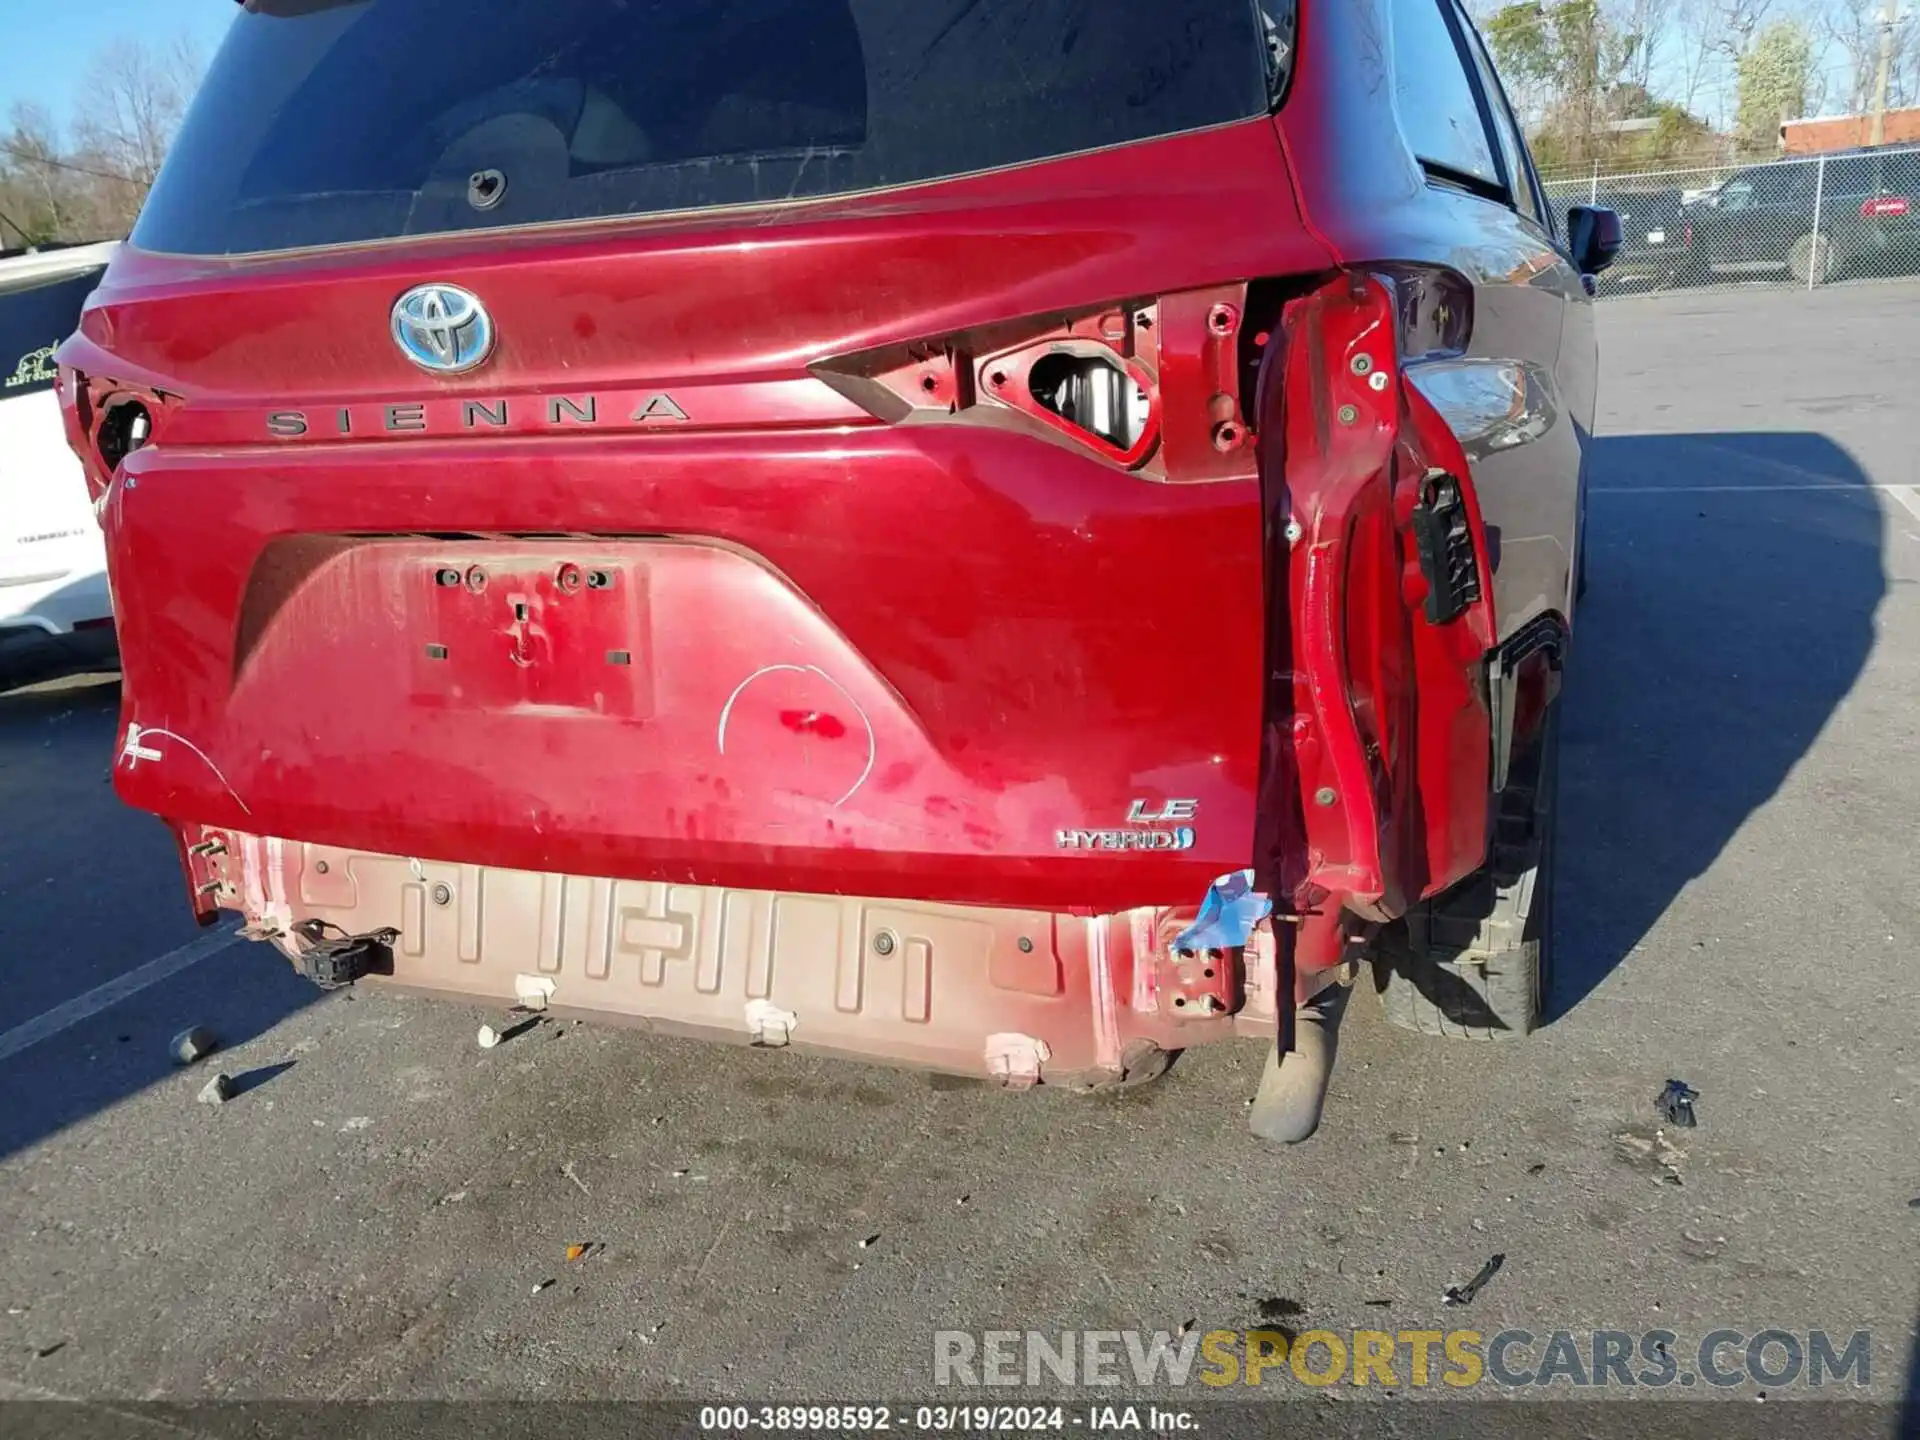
[198,1073,234,1106]
[170,1026,219,1066]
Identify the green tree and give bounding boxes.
[1734,20,1814,147]
[1482,0,1659,168]
[1484,1,1560,93]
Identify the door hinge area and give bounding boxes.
[1410,470,1481,625]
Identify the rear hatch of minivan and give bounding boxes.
[66,0,1323,912]
[62,0,1504,1074]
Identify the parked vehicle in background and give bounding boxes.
[1680,146,1920,284]
[1558,187,1688,289]
[1,242,118,690]
[61,0,1617,1142]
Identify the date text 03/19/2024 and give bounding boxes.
[697,1405,1195,1431]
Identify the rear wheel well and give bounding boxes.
[1374,699,1560,1038]
[1489,613,1567,792]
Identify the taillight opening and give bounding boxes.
[1028,350,1152,453]
[974,321,1162,470]
[96,397,154,473]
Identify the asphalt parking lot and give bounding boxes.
[1,283,1917,1426]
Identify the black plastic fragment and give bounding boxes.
[1657,1079,1700,1129]
[1443,1253,1505,1306]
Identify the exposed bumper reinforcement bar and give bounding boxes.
[187,828,1291,1086]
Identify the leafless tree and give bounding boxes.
[69,36,204,235]
[1711,0,1781,59]
[0,103,90,245]
[1822,0,1889,112]
[1608,0,1677,92]
[1671,0,1728,116]
[0,36,205,246]
[1663,0,1787,132]
[1893,5,1920,107]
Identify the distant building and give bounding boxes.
[1780,108,1920,154]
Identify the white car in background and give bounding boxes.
[1,241,118,688]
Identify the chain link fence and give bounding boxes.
[1539,146,1920,296]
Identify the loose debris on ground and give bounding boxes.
[1614,1126,1689,1186]
[1657,1079,1701,1128]
[477,1015,545,1051]
[125,1005,1759,1361]
[170,1027,218,1066]
[1442,1253,1505,1306]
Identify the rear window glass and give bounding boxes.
[136,0,1272,256]
[1389,0,1500,187]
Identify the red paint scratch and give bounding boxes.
[779,709,847,739]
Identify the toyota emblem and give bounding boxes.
[390,283,495,374]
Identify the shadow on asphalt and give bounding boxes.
[1551,431,1886,1021]
[0,674,318,1161]
[0,576,119,694]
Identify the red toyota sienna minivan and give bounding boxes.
[61,0,1617,1140]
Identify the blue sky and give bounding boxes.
[0,0,236,130]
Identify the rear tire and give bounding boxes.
[1373,707,1558,1038]
[1789,231,1835,286]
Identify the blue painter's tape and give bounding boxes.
[1171,868,1272,952]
